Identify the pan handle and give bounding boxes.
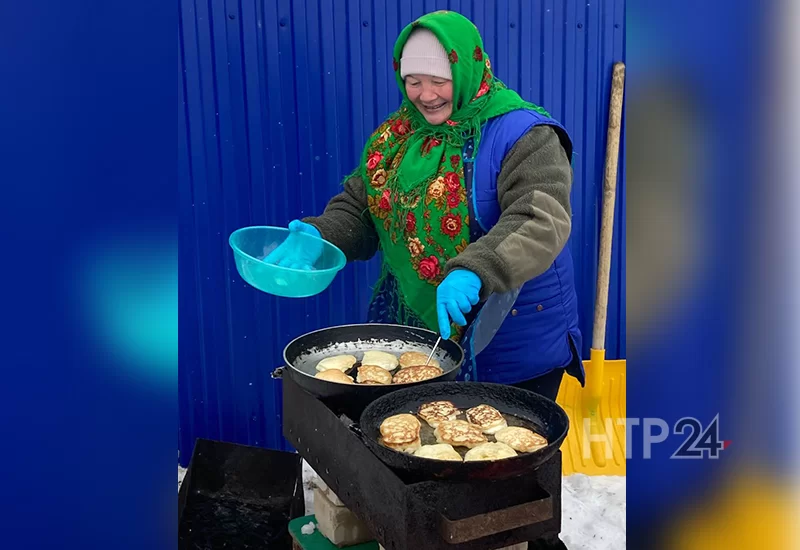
[437,493,553,544]
[271,366,285,379]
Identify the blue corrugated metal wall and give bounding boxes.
[179,0,625,462]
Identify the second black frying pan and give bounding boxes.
[273,324,464,416]
[356,381,569,481]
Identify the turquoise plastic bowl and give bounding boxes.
[229,226,346,298]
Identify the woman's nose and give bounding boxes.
[419,85,438,102]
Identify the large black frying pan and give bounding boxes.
[355,381,569,481]
[272,324,464,416]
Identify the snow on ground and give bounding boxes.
[562,474,626,550]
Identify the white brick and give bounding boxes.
[303,459,345,507]
[314,475,345,507]
[313,488,374,547]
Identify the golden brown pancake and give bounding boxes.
[398,351,440,369]
[433,420,487,449]
[314,370,355,384]
[356,364,393,385]
[465,404,508,435]
[379,414,421,444]
[381,437,422,454]
[494,426,548,453]
[392,365,443,384]
[417,401,460,428]
[463,442,518,461]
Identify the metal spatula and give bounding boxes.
[425,336,441,366]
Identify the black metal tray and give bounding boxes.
[178,438,305,550]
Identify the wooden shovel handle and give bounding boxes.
[593,62,626,350]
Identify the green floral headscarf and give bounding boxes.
[355,10,549,336]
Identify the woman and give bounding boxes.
[267,11,584,400]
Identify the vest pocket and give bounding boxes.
[515,289,563,312]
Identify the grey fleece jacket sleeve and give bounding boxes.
[445,125,573,298]
[301,175,380,262]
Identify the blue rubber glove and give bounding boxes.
[436,269,482,339]
[264,220,323,270]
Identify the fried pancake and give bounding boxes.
[361,350,399,371]
[356,364,393,385]
[414,443,463,462]
[417,401,460,428]
[494,426,548,453]
[380,413,421,444]
[465,404,508,435]
[392,365,443,384]
[314,370,354,384]
[433,420,487,448]
[381,427,418,445]
[315,354,357,373]
[398,351,440,369]
[381,437,421,454]
[380,413,420,433]
[463,442,518,462]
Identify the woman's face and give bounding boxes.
[405,74,454,125]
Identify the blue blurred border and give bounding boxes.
[626,0,768,541]
[0,0,177,547]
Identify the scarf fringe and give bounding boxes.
[370,263,431,330]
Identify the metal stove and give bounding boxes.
[283,376,567,550]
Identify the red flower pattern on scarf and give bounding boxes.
[441,214,462,238]
[379,189,392,211]
[421,136,442,156]
[418,256,441,280]
[444,172,461,193]
[391,118,411,136]
[367,151,384,171]
[406,212,416,233]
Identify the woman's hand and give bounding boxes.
[264,220,323,270]
[436,269,482,339]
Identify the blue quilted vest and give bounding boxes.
[460,109,585,386]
